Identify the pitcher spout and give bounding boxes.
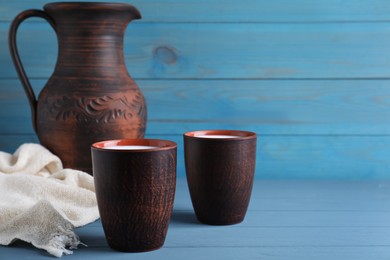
[129,5,141,20]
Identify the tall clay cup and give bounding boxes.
[184,130,257,225]
[91,139,177,252]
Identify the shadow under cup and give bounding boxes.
[91,139,177,252]
[184,130,257,225]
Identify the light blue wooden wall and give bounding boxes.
[1,0,390,179]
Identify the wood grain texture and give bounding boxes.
[2,79,390,135]
[1,1,390,179]
[2,22,390,79]
[92,139,177,251]
[0,134,37,151]
[2,180,390,259]
[184,130,256,224]
[1,0,390,22]
[2,134,390,179]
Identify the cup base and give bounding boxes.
[196,216,245,226]
[108,244,164,253]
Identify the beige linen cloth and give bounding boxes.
[0,143,99,257]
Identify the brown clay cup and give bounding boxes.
[184,130,257,225]
[91,139,177,252]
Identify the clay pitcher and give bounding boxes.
[9,2,147,173]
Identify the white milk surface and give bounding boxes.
[102,145,157,150]
[195,135,240,138]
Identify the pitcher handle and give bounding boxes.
[8,9,56,133]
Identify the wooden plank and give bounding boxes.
[253,180,390,210]
[2,22,390,79]
[122,135,390,179]
[173,179,390,211]
[2,244,390,260]
[0,134,37,153]
[171,178,390,223]
[2,181,390,259]
[161,210,390,228]
[2,135,390,179]
[2,79,390,135]
[2,0,390,23]
[78,225,390,248]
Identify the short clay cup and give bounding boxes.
[91,139,177,252]
[184,130,257,225]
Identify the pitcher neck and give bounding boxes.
[54,26,128,78]
[44,2,141,78]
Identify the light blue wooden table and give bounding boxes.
[2,178,390,259]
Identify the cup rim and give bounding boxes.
[183,130,257,140]
[91,139,177,152]
[44,2,135,9]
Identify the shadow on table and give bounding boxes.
[77,233,120,254]
[5,240,54,258]
[170,209,200,226]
